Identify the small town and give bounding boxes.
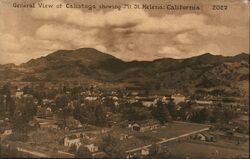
[0,82,249,158]
[0,0,249,158]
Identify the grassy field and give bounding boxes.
[164,141,249,159]
[140,122,209,139]
[109,121,210,153]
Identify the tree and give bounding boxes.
[2,83,14,116]
[8,96,16,116]
[122,101,152,121]
[76,145,92,158]
[68,144,77,153]
[190,108,209,123]
[222,108,236,124]
[178,101,192,120]
[55,94,69,109]
[100,134,118,157]
[167,100,177,120]
[209,108,221,123]
[2,83,11,95]
[95,106,107,126]
[154,82,161,90]
[23,86,34,95]
[199,108,208,122]
[0,95,6,116]
[102,97,117,112]
[152,100,172,124]
[12,95,36,132]
[73,99,107,126]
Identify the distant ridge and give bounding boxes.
[0,48,249,98]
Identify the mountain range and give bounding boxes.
[0,48,249,98]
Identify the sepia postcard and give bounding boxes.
[0,0,249,158]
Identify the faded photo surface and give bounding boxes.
[0,0,249,158]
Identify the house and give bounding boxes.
[36,105,46,117]
[35,117,59,127]
[141,125,154,132]
[65,116,82,129]
[129,120,160,132]
[196,133,216,142]
[45,107,52,116]
[139,120,160,132]
[196,133,206,141]
[85,144,98,153]
[142,101,154,108]
[162,96,172,104]
[2,129,12,136]
[64,135,81,149]
[83,133,97,141]
[128,99,138,104]
[120,134,129,140]
[131,92,139,96]
[15,91,24,98]
[193,100,213,109]
[129,123,140,131]
[205,134,216,142]
[85,96,98,101]
[195,100,213,105]
[141,148,149,156]
[172,94,186,104]
[112,96,119,101]
[39,121,58,130]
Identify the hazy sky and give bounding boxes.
[0,0,249,64]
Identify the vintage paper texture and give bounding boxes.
[0,0,249,158]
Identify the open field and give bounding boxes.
[109,121,211,153]
[139,122,210,140]
[164,141,249,159]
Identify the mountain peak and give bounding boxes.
[232,52,249,62]
[75,47,100,52]
[202,52,213,56]
[234,52,249,57]
[198,53,223,58]
[43,47,117,62]
[48,48,102,56]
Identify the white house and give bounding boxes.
[2,129,12,136]
[85,97,98,101]
[141,149,149,156]
[45,107,52,116]
[64,135,81,149]
[142,101,154,108]
[172,94,186,104]
[39,121,58,130]
[120,134,129,140]
[85,144,98,153]
[15,91,24,98]
[112,96,119,101]
[129,123,140,131]
[196,133,206,141]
